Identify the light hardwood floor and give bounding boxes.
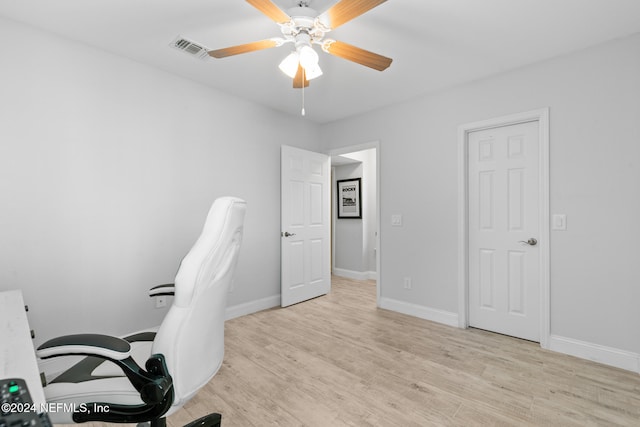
[163,276,640,426]
[76,276,640,426]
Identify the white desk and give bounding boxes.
[0,290,47,408]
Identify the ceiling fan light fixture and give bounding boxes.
[305,63,323,80]
[298,45,319,71]
[278,51,299,78]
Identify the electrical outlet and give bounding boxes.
[403,277,412,290]
[156,296,167,308]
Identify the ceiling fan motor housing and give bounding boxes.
[288,6,316,27]
[281,6,326,44]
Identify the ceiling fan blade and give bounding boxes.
[317,0,387,30]
[246,0,291,24]
[293,64,310,88]
[323,40,392,71]
[208,39,279,58]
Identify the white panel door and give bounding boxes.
[468,121,540,341]
[281,145,330,307]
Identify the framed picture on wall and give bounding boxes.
[337,178,362,219]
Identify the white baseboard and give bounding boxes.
[548,334,640,373]
[333,268,377,281]
[379,297,459,328]
[225,294,280,320]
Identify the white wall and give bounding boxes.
[0,17,320,347]
[320,34,640,362]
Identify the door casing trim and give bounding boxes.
[457,108,550,348]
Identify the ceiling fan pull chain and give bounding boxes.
[301,68,306,116]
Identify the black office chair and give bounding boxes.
[36,197,247,427]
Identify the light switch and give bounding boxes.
[391,214,403,226]
[552,214,567,230]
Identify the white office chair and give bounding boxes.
[36,197,246,427]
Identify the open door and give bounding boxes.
[281,145,331,307]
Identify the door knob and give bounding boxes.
[519,238,537,246]
[281,231,296,237]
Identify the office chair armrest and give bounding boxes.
[149,283,175,297]
[37,333,131,360]
[38,335,174,421]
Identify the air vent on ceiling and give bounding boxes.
[170,36,210,60]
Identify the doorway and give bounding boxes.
[458,109,550,347]
[329,142,380,305]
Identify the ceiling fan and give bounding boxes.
[208,0,393,89]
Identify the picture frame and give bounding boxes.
[337,178,362,219]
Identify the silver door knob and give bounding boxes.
[519,238,537,246]
[281,231,296,237]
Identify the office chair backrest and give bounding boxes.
[152,197,246,411]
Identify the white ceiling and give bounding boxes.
[2,0,640,123]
